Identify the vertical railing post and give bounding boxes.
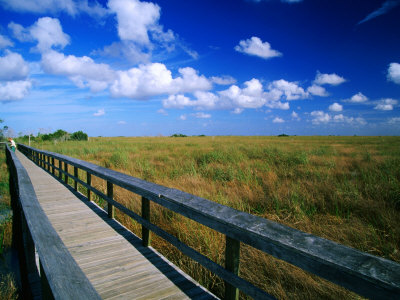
[225,236,240,300]
[64,162,68,184]
[51,157,55,175]
[141,197,151,247]
[87,172,91,201]
[40,261,54,300]
[58,160,62,180]
[45,155,48,171]
[107,181,114,219]
[74,166,78,191]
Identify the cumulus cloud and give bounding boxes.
[291,111,300,120]
[211,75,236,85]
[388,62,400,84]
[108,0,160,46]
[41,51,115,92]
[192,112,211,119]
[110,64,211,98]
[307,84,328,97]
[329,102,343,112]
[273,117,284,123]
[374,98,398,111]
[0,0,108,18]
[93,109,105,116]
[0,51,29,81]
[235,36,282,59]
[388,117,400,124]
[333,114,367,126]
[268,79,308,100]
[10,17,70,53]
[313,71,346,86]
[358,0,400,25]
[0,34,13,48]
[0,80,32,102]
[311,111,331,124]
[348,92,368,103]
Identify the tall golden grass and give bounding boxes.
[0,150,18,300]
[31,136,400,299]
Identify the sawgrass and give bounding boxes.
[31,136,400,299]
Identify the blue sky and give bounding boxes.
[0,0,399,137]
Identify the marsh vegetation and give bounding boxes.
[28,136,400,299]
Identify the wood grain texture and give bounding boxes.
[16,150,218,300]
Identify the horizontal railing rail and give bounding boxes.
[6,145,101,299]
[17,143,400,300]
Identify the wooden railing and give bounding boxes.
[5,145,101,299]
[16,144,400,299]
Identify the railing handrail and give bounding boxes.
[6,145,101,299]
[17,143,400,299]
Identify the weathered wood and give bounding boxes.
[17,144,400,299]
[141,196,151,247]
[64,162,68,184]
[225,237,240,300]
[87,172,91,201]
[51,157,55,175]
[107,181,114,219]
[58,160,62,180]
[74,166,78,191]
[6,147,101,300]
[15,151,217,300]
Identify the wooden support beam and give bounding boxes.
[141,197,151,247]
[225,236,240,300]
[87,172,91,201]
[64,163,68,184]
[107,181,114,219]
[74,166,78,191]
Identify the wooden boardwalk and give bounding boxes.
[16,151,218,299]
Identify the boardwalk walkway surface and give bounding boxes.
[16,150,218,300]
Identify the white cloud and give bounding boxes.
[313,71,346,86]
[268,79,308,100]
[0,51,29,81]
[329,102,343,112]
[0,34,13,48]
[358,1,400,25]
[163,94,193,109]
[211,75,236,85]
[108,0,160,45]
[388,62,400,84]
[8,22,31,42]
[311,111,331,124]
[117,120,127,124]
[333,114,367,126]
[374,98,398,111]
[273,117,284,123]
[291,111,300,120]
[31,17,70,52]
[232,108,244,114]
[307,84,328,97]
[235,36,282,59]
[0,80,32,102]
[10,17,70,53]
[388,117,400,124]
[93,109,105,116]
[157,108,168,115]
[348,92,368,103]
[192,112,211,119]
[41,51,115,92]
[179,114,187,120]
[0,0,108,18]
[110,64,211,98]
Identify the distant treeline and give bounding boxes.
[18,129,88,142]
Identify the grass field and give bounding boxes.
[0,149,18,300]
[27,136,400,299]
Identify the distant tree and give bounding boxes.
[171,133,187,137]
[71,130,88,141]
[278,133,289,137]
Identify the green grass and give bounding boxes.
[26,136,400,299]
